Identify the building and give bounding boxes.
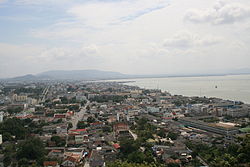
[178,118,239,136]
[43,161,59,167]
[12,94,27,102]
[113,123,132,139]
[0,134,2,144]
[0,112,3,122]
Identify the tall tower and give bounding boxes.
[117,113,120,122]
[0,134,2,144]
[0,112,3,123]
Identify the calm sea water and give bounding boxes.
[109,75,250,104]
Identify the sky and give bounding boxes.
[0,0,250,78]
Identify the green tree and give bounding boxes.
[128,151,146,163]
[86,105,90,111]
[51,136,66,147]
[167,132,178,140]
[18,158,29,167]
[77,121,88,129]
[17,137,45,165]
[87,116,95,123]
[68,122,73,130]
[157,129,166,138]
[120,139,139,157]
[0,118,27,140]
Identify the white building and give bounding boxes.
[0,134,2,144]
[0,112,3,122]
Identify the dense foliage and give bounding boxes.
[117,118,158,165]
[186,135,250,167]
[0,118,27,140]
[107,161,164,167]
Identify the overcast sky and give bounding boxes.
[0,0,250,78]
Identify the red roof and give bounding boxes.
[68,133,79,136]
[43,161,58,166]
[54,114,66,118]
[50,149,61,153]
[163,117,173,120]
[71,129,87,132]
[65,156,78,163]
[113,143,120,149]
[91,122,103,126]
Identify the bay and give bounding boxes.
[109,74,250,104]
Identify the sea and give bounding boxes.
[107,74,250,104]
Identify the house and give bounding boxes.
[56,125,67,135]
[89,150,105,167]
[43,161,59,167]
[54,114,66,118]
[70,129,87,135]
[48,150,64,159]
[113,123,132,139]
[61,157,78,167]
[90,122,104,129]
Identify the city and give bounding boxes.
[1,0,250,166]
[0,80,249,167]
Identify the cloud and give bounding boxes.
[0,43,105,78]
[185,0,250,24]
[31,0,169,41]
[37,44,101,63]
[67,0,168,28]
[0,0,7,4]
[1,0,250,77]
[14,0,70,5]
[163,31,221,49]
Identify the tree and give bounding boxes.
[68,122,73,130]
[77,121,88,129]
[60,96,68,104]
[119,139,139,157]
[0,118,27,140]
[51,136,66,147]
[102,126,112,133]
[7,107,23,114]
[157,129,166,138]
[128,151,146,163]
[17,137,45,165]
[86,105,90,111]
[107,161,163,167]
[167,132,178,140]
[167,163,180,167]
[18,158,29,167]
[87,116,95,123]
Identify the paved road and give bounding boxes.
[197,156,209,167]
[129,130,138,140]
[70,101,89,130]
[39,85,50,103]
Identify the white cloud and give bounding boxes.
[185,0,250,24]
[67,0,169,28]
[14,0,70,5]
[0,43,106,78]
[1,0,250,77]
[163,31,221,49]
[0,0,7,4]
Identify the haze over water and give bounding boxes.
[113,74,250,104]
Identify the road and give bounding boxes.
[129,130,138,140]
[70,101,90,130]
[197,156,209,167]
[39,85,50,103]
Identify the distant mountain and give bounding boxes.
[3,68,250,81]
[37,70,128,80]
[228,68,250,75]
[6,74,52,82]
